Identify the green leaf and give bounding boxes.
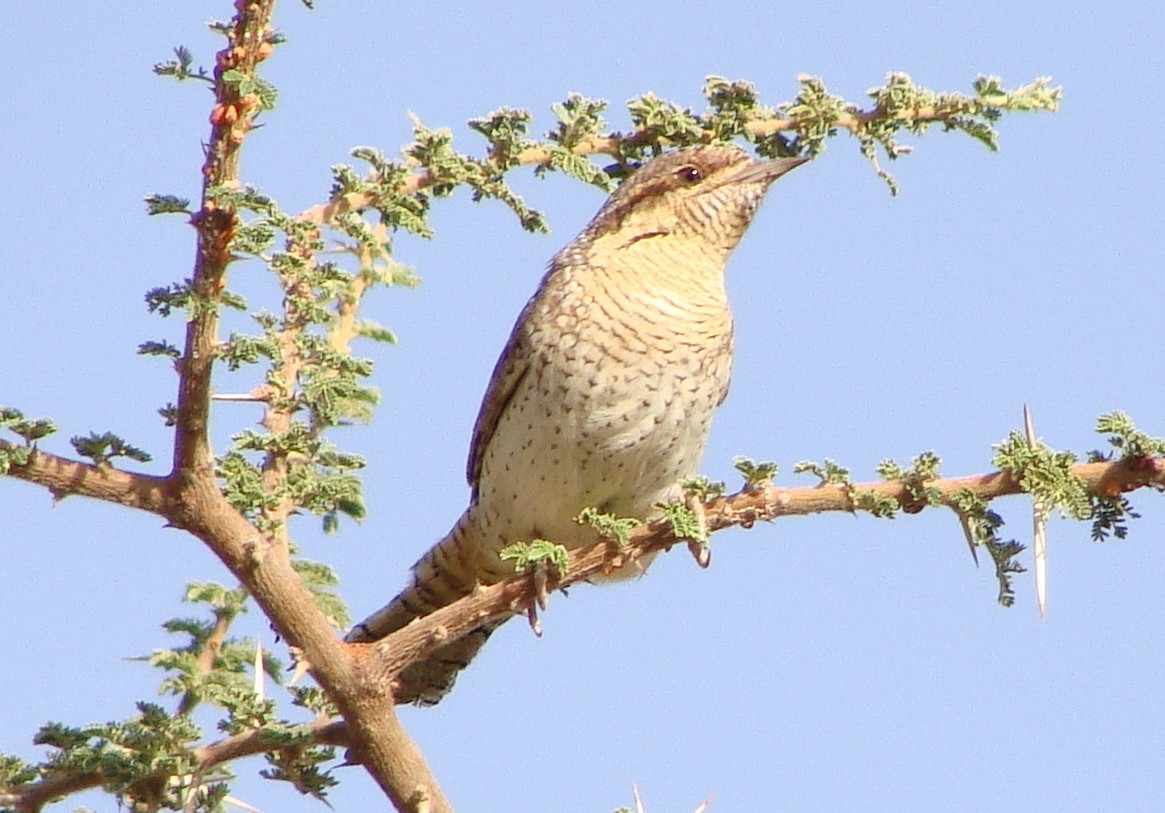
[3,411,58,444]
[575,506,641,548]
[144,280,193,317]
[144,193,192,215]
[1095,411,1165,457]
[137,340,182,359]
[679,474,726,501]
[792,458,852,487]
[875,451,943,511]
[654,500,706,543]
[500,539,569,573]
[545,93,607,150]
[70,432,151,465]
[292,558,349,628]
[1089,492,1140,542]
[992,431,1090,520]
[733,455,778,488]
[353,319,398,344]
[950,488,1022,607]
[152,45,207,82]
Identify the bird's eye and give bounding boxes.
[676,165,701,184]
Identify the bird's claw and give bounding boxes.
[684,492,711,568]
[525,603,543,637]
[686,538,711,568]
[523,558,551,637]
[533,558,550,610]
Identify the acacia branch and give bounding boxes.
[175,598,238,717]
[2,2,450,807]
[176,517,440,812]
[358,456,1165,687]
[1,720,351,813]
[148,2,450,810]
[297,90,1029,226]
[0,441,171,514]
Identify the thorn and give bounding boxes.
[632,784,646,813]
[951,506,980,567]
[1024,403,1048,618]
[223,794,264,813]
[211,390,269,402]
[253,638,265,700]
[692,794,715,813]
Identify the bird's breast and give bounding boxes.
[474,280,733,552]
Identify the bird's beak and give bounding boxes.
[727,154,811,186]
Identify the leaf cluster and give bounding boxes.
[0,407,58,472]
[499,539,569,574]
[950,488,1025,606]
[71,431,152,466]
[1086,411,1164,540]
[733,455,778,489]
[654,500,706,544]
[0,579,339,811]
[575,506,642,548]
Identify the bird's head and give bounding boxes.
[583,144,809,258]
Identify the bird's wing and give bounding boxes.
[466,308,534,495]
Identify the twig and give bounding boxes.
[0,442,171,513]
[3,720,351,812]
[295,102,1001,227]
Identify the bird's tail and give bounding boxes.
[344,508,509,705]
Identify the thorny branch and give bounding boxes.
[156,1,452,810]
[357,455,1165,687]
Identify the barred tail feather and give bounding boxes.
[345,509,508,705]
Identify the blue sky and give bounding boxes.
[3,2,1164,811]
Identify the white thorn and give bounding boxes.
[632,784,646,813]
[1024,404,1048,618]
[211,392,267,402]
[692,794,715,813]
[253,638,265,700]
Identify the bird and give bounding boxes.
[346,143,809,704]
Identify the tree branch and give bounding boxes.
[296,89,1036,226]
[1,720,351,812]
[169,0,270,478]
[0,441,171,513]
[176,597,238,717]
[150,2,452,810]
[357,456,1165,688]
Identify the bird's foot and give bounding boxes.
[524,557,553,637]
[684,492,711,568]
[525,603,543,637]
